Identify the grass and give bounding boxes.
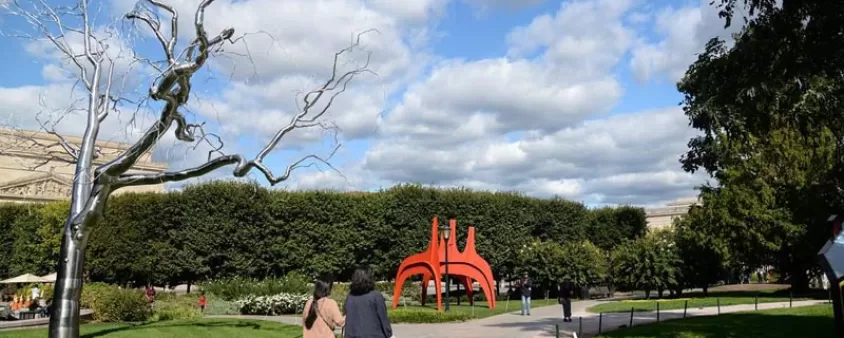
[588,289,821,313]
[155,290,558,323]
[388,297,557,320]
[596,304,834,337]
[0,319,302,338]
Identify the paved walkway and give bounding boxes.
[0,309,94,331]
[211,299,828,338]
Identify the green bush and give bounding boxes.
[152,304,202,321]
[388,309,472,323]
[89,287,151,322]
[80,282,115,309]
[201,272,311,301]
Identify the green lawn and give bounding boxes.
[0,319,302,338]
[588,290,818,313]
[596,304,834,337]
[389,298,557,319]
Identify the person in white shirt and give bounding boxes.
[31,286,40,300]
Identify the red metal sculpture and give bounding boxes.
[392,217,496,311]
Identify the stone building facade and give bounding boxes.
[645,197,700,229]
[0,128,167,203]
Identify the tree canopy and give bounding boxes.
[678,0,844,290]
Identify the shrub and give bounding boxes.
[80,282,115,309]
[40,284,54,301]
[152,304,203,321]
[235,293,310,315]
[387,309,471,323]
[89,287,151,322]
[201,272,311,301]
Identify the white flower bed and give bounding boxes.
[235,293,310,315]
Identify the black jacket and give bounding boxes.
[559,283,573,299]
[519,279,532,297]
[343,290,393,338]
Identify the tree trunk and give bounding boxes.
[644,289,651,299]
[658,288,664,298]
[187,283,192,294]
[49,184,108,338]
[48,219,86,338]
[702,286,708,297]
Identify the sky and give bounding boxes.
[0,0,748,207]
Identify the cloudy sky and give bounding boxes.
[0,0,744,207]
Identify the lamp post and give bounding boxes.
[442,222,451,312]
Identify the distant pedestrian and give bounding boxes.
[518,272,533,316]
[343,267,394,338]
[558,277,574,322]
[199,292,207,313]
[145,284,156,310]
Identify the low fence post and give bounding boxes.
[598,312,603,334]
[789,291,793,308]
[755,294,758,311]
[555,323,559,338]
[657,302,660,322]
[629,307,634,327]
[717,298,721,315]
[683,300,688,318]
[578,316,583,337]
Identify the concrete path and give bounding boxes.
[209,299,829,338]
[0,309,94,331]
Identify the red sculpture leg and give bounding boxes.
[394,264,442,311]
[461,276,475,306]
[420,272,432,307]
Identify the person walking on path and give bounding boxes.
[518,272,533,316]
[303,278,345,338]
[343,267,395,338]
[558,277,574,322]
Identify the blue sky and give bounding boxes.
[0,0,739,207]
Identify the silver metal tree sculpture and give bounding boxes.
[1,1,373,337]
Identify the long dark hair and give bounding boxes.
[349,266,375,296]
[304,279,332,329]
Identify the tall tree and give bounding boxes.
[679,0,844,290]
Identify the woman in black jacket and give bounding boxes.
[343,267,394,338]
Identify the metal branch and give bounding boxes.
[125,12,171,61]
[114,144,341,188]
[115,29,375,188]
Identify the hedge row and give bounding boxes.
[0,181,646,287]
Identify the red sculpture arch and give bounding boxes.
[392,217,496,311]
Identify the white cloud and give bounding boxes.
[364,107,705,205]
[380,58,621,144]
[628,0,745,82]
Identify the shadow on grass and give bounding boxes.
[80,320,280,338]
[599,312,833,338]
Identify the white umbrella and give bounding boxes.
[40,273,57,283]
[0,273,49,284]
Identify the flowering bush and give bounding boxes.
[235,293,310,315]
[201,272,311,301]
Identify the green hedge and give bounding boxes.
[0,182,646,288]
